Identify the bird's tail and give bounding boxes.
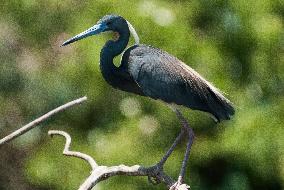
[206,86,235,122]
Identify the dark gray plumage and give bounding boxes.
[62,14,235,122]
[122,45,234,121]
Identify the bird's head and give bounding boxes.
[62,14,139,46]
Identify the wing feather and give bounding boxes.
[123,45,235,121]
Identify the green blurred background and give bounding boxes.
[0,0,283,189]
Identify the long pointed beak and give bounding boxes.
[61,23,107,46]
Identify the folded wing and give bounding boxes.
[122,45,235,122]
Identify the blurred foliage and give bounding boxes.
[0,0,283,189]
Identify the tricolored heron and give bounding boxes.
[62,14,235,188]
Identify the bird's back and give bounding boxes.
[121,45,235,122]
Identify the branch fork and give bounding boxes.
[48,130,190,190]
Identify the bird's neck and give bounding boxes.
[100,28,130,87]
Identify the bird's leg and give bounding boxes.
[148,130,185,185]
[171,108,195,189]
[159,130,185,167]
[154,105,187,169]
[149,107,194,188]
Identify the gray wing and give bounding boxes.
[122,45,235,121]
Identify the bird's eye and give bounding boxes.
[106,21,111,26]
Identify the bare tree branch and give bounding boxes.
[49,130,190,190]
[1,95,190,189]
[78,164,182,190]
[0,96,87,146]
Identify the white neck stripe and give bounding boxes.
[126,20,140,45]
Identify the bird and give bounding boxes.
[62,14,235,188]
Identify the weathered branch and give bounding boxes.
[49,130,190,190]
[0,94,190,189]
[0,96,87,145]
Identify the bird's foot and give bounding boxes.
[169,176,190,190]
[147,164,164,185]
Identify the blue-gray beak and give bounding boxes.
[61,23,107,46]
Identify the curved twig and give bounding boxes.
[0,96,87,145]
[48,130,98,170]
